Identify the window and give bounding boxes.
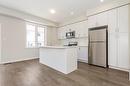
[37,26,45,47]
[26,23,46,48]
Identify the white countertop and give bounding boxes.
[40,46,78,49]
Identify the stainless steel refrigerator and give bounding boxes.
[88,26,108,67]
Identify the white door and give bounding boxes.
[118,5,129,33]
[97,12,108,26]
[108,9,118,33]
[117,33,129,69]
[108,33,118,67]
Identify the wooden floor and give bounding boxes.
[0,59,130,86]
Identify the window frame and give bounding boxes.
[26,22,46,48]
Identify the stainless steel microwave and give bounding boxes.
[66,31,75,39]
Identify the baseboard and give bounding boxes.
[78,59,88,63]
[109,65,129,72]
[0,57,39,64]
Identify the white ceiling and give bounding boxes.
[0,0,113,23]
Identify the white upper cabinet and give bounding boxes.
[88,15,97,28]
[108,9,117,33]
[96,11,108,26]
[88,11,108,28]
[58,20,88,39]
[77,21,88,37]
[118,5,129,33]
[108,5,129,33]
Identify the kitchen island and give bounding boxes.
[39,46,78,74]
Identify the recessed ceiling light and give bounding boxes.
[50,9,56,14]
[100,0,104,2]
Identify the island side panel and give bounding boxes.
[39,48,67,74]
[66,48,78,73]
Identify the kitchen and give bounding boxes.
[40,1,130,77]
[0,0,130,86]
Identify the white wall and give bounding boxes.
[0,14,58,64]
[0,15,39,63]
[0,5,58,64]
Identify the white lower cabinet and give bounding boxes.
[108,32,129,71]
[117,33,129,69]
[108,5,129,71]
[78,46,88,63]
[108,33,118,67]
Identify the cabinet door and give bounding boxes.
[80,21,88,37]
[108,33,118,67]
[118,33,129,69]
[118,5,129,33]
[78,47,88,63]
[97,11,108,26]
[88,15,97,28]
[108,9,117,33]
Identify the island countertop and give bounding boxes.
[39,46,78,74]
[39,46,78,49]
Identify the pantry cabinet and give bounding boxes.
[117,33,129,69]
[108,33,118,67]
[108,5,129,70]
[108,32,129,70]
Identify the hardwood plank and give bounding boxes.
[0,59,130,86]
